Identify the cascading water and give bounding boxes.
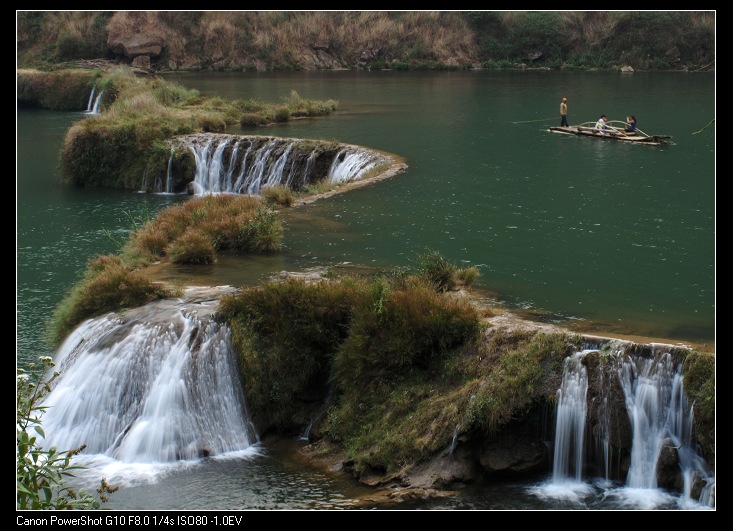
[86,86,96,112]
[530,351,595,503]
[38,287,259,484]
[610,353,715,509]
[327,148,384,184]
[288,151,316,188]
[181,134,391,195]
[163,147,175,194]
[85,87,104,115]
[530,348,714,509]
[552,352,589,483]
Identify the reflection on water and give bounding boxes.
[73,441,376,511]
[70,446,713,511]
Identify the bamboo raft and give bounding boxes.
[549,121,673,146]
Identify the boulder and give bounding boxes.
[621,65,635,72]
[656,439,683,491]
[109,33,164,59]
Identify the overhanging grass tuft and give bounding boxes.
[49,255,174,345]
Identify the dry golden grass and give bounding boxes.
[106,11,162,40]
[19,11,714,72]
[200,14,238,61]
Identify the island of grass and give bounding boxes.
[18,66,342,191]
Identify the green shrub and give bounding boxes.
[331,280,482,386]
[218,277,357,430]
[506,11,563,62]
[197,113,227,132]
[55,32,88,61]
[274,106,291,123]
[166,229,217,264]
[17,356,118,509]
[414,249,457,292]
[456,266,480,287]
[234,206,283,252]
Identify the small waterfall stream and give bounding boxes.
[85,86,104,115]
[552,352,589,483]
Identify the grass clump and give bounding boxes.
[167,230,217,264]
[464,331,571,434]
[218,277,358,431]
[122,194,283,268]
[262,184,295,207]
[49,255,174,345]
[17,68,100,110]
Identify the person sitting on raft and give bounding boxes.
[595,114,608,132]
[625,115,637,133]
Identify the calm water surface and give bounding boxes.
[17,70,715,510]
[160,70,716,345]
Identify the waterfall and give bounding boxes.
[86,86,96,112]
[287,151,316,188]
[327,148,384,184]
[86,88,104,115]
[244,139,278,195]
[299,420,314,442]
[223,141,241,192]
[182,135,392,195]
[617,353,715,508]
[39,287,258,473]
[164,148,174,194]
[262,143,294,190]
[530,348,714,509]
[447,424,461,456]
[232,145,253,194]
[619,354,679,489]
[91,91,103,114]
[552,352,589,483]
[138,170,148,194]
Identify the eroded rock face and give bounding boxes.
[479,432,547,475]
[406,442,481,490]
[584,351,633,451]
[109,33,163,59]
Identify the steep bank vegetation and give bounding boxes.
[17,11,715,72]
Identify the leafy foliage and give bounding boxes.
[17,357,118,510]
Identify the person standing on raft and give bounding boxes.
[560,97,569,127]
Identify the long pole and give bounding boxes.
[512,117,556,124]
[692,118,715,135]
